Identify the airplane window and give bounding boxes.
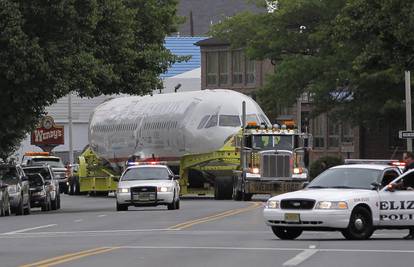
[197,115,210,129]
[205,115,218,128]
[219,115,241,127]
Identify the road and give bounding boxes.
[0,195,413,267]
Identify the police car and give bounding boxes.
[263,164,414,240]
[116,163,180,211]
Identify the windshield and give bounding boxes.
[122,167,170,181]
[23,168,52,180]
[0,167,18,184]
[28,174,44,187]
[308,168,382,190]
[32,158,65,168]
[252,135,293,150]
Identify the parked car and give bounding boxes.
[22,164,61,210]
[0,180,11,216]
[0,163,31,215]
[116,164,180,211]
[27,173,52,211]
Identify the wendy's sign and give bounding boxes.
[31,116,64,146]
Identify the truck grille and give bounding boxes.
[261,153,291,178]
[281,199,315,210]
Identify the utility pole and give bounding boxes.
[68,93,74,164]
[405,71,412,152]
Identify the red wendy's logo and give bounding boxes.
[31,116,64,145]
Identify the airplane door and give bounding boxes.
[379,171,414,226]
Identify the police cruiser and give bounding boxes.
[263,164,414,240]
[116,163,180,211]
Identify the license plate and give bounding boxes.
[251,183,273,193]
[133,193,154,201]
[284,213,300,223]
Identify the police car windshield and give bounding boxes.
[32,158,65,168]
[252,135,293,150]
[122,167,170,181]
[308,168,382,190]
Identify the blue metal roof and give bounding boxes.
[161,36,208,78]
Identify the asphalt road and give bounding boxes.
[0,194,413,267]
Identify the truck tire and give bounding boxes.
[51,194,58,210]
[341,206,373,240]
[116,203,128,211]
[271,227,303,240]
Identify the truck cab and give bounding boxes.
[232,123,312,201]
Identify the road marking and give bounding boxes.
[98,214,107,217]
[169,202,261,230]
[74,219,83,223]
[119,246,414,254]
[20,246,120,267]
[2,224,57,235]
[283,249,318,266]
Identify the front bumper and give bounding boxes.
[30,194,47,207]
[263,208,351,229]
[117,191,174,206]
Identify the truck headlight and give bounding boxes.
[117,188,130,193]
[266,200,280,209]
[315,201,348,210]
[158,186,173,192]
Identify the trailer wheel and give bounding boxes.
[214,177,233,200]
[116,203,128,211]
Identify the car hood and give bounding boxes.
[269,188,376,201]
[118,180,174,188]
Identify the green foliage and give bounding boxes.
[0,0,182,158]
[309,156,344,179]
[211,0,411,126]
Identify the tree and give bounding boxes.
[0,0,182,159]
[211,0,411,126]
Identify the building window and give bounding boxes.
[341,121,354,143]
[246,59,256,84]
[219,51,228,85]
[313,115,325,148]
[232,51,243,84]
[328,118,340,148]
[206,52,218,85]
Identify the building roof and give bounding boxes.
[176,0,264,36]
[161,36,207,78]
[194,37,229,47]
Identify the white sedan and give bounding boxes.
[263,164,414,240]
[116,164,180,211]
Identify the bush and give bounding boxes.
[310,156,344,180]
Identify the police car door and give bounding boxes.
[378,170,414,226]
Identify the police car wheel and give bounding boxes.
[271,227,303,240]
[342,206,373,240]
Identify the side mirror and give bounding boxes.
[302,182,309,189]
[44,181,51,185]
[21,175,28,181]
[370,182,381,190]
[174,175,180,180]
[112,176,120,182]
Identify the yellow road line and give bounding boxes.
[169,202,262,230]
[20,247,120,267]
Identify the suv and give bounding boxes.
[22,152,69,194]
[0,164,31,215]
[22,165,61,210]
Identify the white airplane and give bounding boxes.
[89,89,271,167]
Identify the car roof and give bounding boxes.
[330,164,396,171]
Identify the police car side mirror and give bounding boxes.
[370,182,381,190]
[302,182,309,189]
